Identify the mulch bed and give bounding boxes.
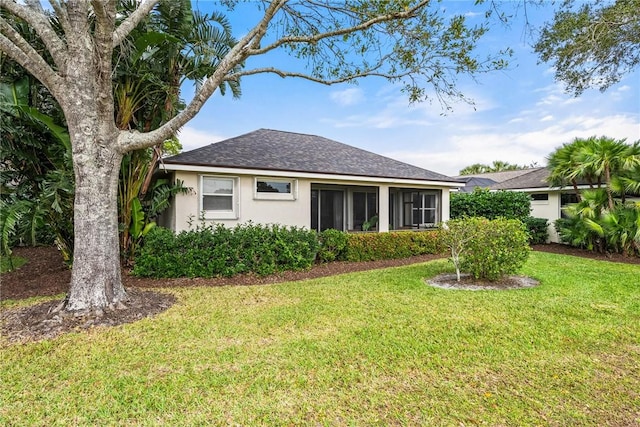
[1,244,638,344]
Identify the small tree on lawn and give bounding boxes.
[439,219,474,282]
[441,217,530,282]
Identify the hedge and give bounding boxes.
[344,230,445,262]
[133,223,319,278]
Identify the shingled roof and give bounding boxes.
[489,167,551,190]
[165,129,459,183]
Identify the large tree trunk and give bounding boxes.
[66,141,126,311]
[60,2,127,311]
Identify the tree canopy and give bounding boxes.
[458,161,530,176]
[535,0,640,95]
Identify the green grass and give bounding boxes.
[1,252,639,426]
[0,254,27,273]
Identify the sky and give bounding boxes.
[179,1,640,177]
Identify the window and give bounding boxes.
[531,193,549,202]
[561,192,580,218]
[402,191,439,228]
[201,176,237,219]
[254,177,297,200]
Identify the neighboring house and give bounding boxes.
[454,169,537,193]
[159,129,462,233]
[489,167,585,243]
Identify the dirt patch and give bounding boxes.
[1,289,175,344]
[427,273,539,290]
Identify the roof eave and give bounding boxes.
[161,163,462,188]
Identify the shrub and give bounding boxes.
[344,230,444,262]
[450,188,531,221]
[449,217,530,281]
[133,223,319,278]
[317,229,349,262]
[523,217,549,245]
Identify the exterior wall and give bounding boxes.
[172,171,309,232]
[170,170,455,233]
[530,191,561,243]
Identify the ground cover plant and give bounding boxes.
[2,251,639,425]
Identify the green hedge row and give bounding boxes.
[342,230,445,262]
[134,225,447,278]
[451,188,531,221]
[133,223,319,278]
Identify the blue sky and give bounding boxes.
[180,1,640,177]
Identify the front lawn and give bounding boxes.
[1,252,639,425]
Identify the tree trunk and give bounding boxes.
[65,127,126,311]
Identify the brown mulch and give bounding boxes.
[1,244,638,344]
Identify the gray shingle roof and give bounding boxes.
[455,176,498,192]
[453,169,536,183]
[165,129,459,183]
[490,167,550,190]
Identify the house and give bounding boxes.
[159,129,462,233]
[453,169,538,193]
[489,167,584,242]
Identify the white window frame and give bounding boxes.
[254,177,297,201]
[531,192,549,205]
[200,175,239,219]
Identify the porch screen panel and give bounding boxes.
[312,189,344,231]
[353,191,377,230]
[321,190,344,231]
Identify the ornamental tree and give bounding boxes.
[0,0,512,311]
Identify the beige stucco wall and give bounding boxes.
[171,171,310,232]
[530,192,561,243]
[169,171,454,233]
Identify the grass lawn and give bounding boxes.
[1,252,639,426]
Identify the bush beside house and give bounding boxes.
[451,188,549,244]
[133,223,319,278]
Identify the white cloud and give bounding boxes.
[329,87,364,106]
[176,126,226,152]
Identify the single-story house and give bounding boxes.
[489,167,585,243]
[159,129,462,233]
[453,169,538,193]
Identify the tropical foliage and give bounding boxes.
[548,136,640,256]
[0,77,75,264]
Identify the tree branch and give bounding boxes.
[0,0,69,72]
[112,0,159,47]
[247,0,429,56]
[0,18,63,98]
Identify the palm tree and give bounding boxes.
[576,137,640,210]
[547,139,586,200]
